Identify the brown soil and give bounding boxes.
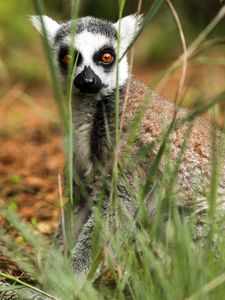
[0,84,64,242]
[0,83,66,279]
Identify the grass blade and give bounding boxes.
[32,0,66,129]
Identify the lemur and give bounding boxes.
[1,15,225,300]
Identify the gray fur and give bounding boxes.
[54,17,117,45]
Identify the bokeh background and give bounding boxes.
[0,0,225,238]
[1,1,225,93]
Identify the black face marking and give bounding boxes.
[90,86,125,161]
[74,66,103,94]
[54,17,117,45]
[93,45,116,70]
[58,45,82,74]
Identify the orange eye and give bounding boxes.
[101,53,113,64]
[62,54,72,64]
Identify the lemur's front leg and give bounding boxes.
[70,180,140,279]
[71,212,94,279]
[53,199,94,275]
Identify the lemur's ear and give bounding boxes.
[30,15,60,40]
[113,15,143,50]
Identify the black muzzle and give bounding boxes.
[74,66,102,94]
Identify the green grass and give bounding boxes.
[1,1,225,300]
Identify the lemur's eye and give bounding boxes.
[101,53,113,64]
[62,54,72,65]
[59,47,82,72]
[93,47,115,68]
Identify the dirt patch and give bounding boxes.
[0,86,64,238]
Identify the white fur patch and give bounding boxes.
[65,31,129,95]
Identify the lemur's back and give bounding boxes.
[123,79,225,212]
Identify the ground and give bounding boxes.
[0,85,64,278]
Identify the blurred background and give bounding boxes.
[0,0,225,236]
[0,0,225,89]
[1,0,225,95]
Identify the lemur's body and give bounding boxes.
[71,78,225,212]
[1,15,225,300]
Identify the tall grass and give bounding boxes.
[1,1,225,300]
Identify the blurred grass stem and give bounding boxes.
[166,0,187,105]
[112,0,126,237]
[0,272,56,300]
[119,0,143,134]
[32,0,66,129]
[157,5,225,92]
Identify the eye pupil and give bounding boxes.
[63,54,72,64]
[102,53,113,63]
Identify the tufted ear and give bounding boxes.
[30,15,60,40]
[113,15,143,50]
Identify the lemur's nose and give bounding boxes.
[74,66,102,94]
[83,77,95,86]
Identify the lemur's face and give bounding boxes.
[31,15,141,98]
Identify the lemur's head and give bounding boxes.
[31,15,142,97]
